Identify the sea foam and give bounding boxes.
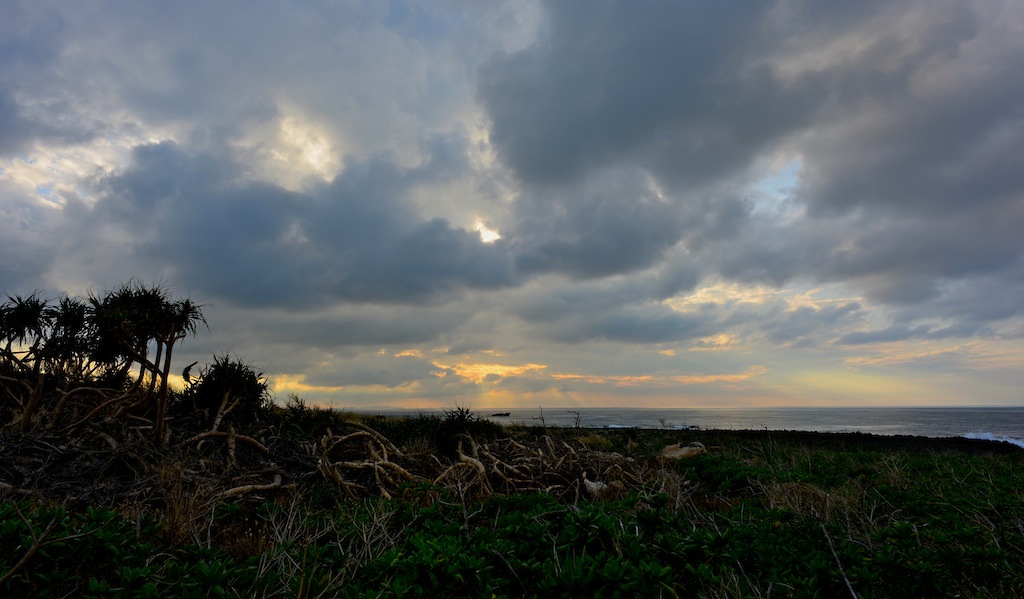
[964,432,1024,449]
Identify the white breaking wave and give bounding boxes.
[964,432,1024,449]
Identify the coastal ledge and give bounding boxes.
[520,425,1024,458]
[570,426,1024,456]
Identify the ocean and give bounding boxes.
[371,407,1024,449]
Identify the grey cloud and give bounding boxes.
[302,354,444,389]
[511,167,685,279]
[835,321,983,346]
[242,306,465,351]
[924,268,1024,330]
[81,141,517,308]
[799,10,1022,217]
[478,1,793,186]
[0,184,56,291]
[710,216,809,287]
[511,277,709,344]
[836,326,919,346]
[0,5,69,154]
[820,206,1021,305]
[855,266,1024,343]
[708,189,1023,319]
[760,302,863,347]
[0,92,35,155]
[0,84,101,156]
[2,1,500,164]
[552,306,704,344]
[480,0,1024,343]
[779,3,1024,319]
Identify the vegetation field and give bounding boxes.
[3,284,1023,597]
[3,411,1023,598]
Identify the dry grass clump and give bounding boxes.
[574,432,614,449]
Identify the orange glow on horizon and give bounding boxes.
[551,365,767,387]
[436,361,548,384]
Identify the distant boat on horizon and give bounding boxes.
[490,412,511,417]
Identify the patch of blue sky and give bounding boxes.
[750,158,802,219]
[33,183,65,207]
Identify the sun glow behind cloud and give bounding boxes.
[474,220,502,243]
[690,333,739,351]
[437,361,547,384]
[231,108,342,190]
[278,114,339,179]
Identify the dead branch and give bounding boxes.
[0,481,35,496]
[344,421,403,457]
[226,423,236,470]
[66,390,135,431]
[184,431,270,453]
[218,474,283,499]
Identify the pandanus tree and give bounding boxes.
[2,281,205,440]
[0,293,54,432]
[152,297,205,443]
[43,297,94,383]
[87,281,205,444]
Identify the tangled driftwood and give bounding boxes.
[318,426,419,500]
[314,426,671,504]
[1,416,700,512]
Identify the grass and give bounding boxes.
[2,411,1024,597]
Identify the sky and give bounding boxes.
[2,0,1023,410]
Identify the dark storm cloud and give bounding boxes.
[478,0,1024,343]
[477,0,807,187]
[836,263,1024,345]
[511,168,684,278]
[510,273,708,344]
[262,308,464,350]
[544,305,705,344]
[923,267,1024,331]
[0,4,70,154]
[759,302,863,347]
[798,25,1024,216]
[0,81,102,155]
[0,92,35,155]
[710,201,1023,306]
[80,140,517,308]
[0,184,56,291]
[301,353,443,388]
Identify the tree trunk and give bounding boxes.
[154,341,174,445]
[20,372,45,434]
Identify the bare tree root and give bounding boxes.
[219,474,283,499]
[0,481,35,496]
[184,430,270,454]
[318,425,422,499]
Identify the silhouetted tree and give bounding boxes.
[2,281,206,440]
[182,354,269,431]
[0,293,53,431]
[87,281,205,443]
